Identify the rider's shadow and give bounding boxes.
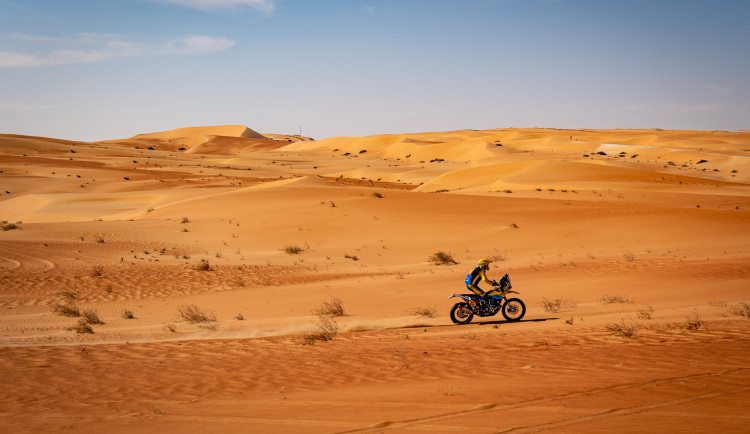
[476,317,559,325]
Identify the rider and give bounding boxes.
[465,258,498,299]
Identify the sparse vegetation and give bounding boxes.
[636,305,654,320]
[195,258,213,271]
[164,323,177,333]
[344,253,359,261]
[234,313,245,320]
[428,251,458,265]
[82,309,105,325]
[684,311,703,331]
[181,217,190,224]
[728,302,750,318]
[313,296,346,317]
[408,306,437,318]
[53,303,81,317]
[68,319,94,334]
[301,315,338,345]
[283,245,304,255]
[177,304,217,323]
[91,265,105,278]
[601,294,631,304]
[623,251,635,262]
[605,318,636,338]
[372,192,383,198]
[122,309,135,319]
[540,297,577,314]
[1,223,19,231]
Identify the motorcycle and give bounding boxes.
[449,273,526,324]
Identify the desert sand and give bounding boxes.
[1,125,749,432]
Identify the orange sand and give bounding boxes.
[1,126,749,432]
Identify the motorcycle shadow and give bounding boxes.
[476,317,559,326]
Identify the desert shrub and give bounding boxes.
[164,323,177,333]
[313,296,346,317]
[728,302,750,318]
[606,318,636,338]
[91,266,105,278]
[195,259,213,271]
[684,311,703,331]
[636,305,654,320]
[53,303,80,317]
[58,291,78,300]
[408,306,437,318]
[428,251,457,265]
[1,223,19,231]
[601,294,631,304]
[372,192,383,198]
[82,309,105,325]
[122,309,135,319]
[68,319,94,334]
[283,245,304,255]
[623,251,635,262]
[177,304,216,323]
[234,313,245,320]
[95,237,105,244]
[181,217,190,224]
[541,297,562,313]
[344,253,359,261]
[301,315,338,345]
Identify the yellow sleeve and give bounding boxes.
[480,269,492,283]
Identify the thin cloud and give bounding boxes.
[157,0,277,13]
[665,103,728,113]
[0,33,236,68]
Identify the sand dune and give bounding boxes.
[1,126,749,432]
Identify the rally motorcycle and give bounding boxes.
[449,273,526,324]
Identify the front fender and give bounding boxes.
[449,294,474,301]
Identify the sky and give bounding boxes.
[0,0,748,141]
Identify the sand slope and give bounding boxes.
[1,126,749,432]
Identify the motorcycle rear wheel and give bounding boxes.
[502,298,526,321]
[450,302,474,324]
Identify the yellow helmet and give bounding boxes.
[478,258,492,267]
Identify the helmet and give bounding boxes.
[478,258,492,268]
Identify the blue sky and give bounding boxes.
[1,0,748,141]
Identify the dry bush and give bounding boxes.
[164,323,176,333]
[372,192,383,198]
[313,296,346,317]
[53,303,80,317]
[541,298,562,313]
[601,294,631,304]
[301,315,338,345]
[283,245,304,255]
[684,311,703,331]
[728,302,750,318]
[234,313,245,320]
[194,258,213,271]
[68,319,94,334]
[177,304,217,323]
[428,251,458,265]
[623,251,635,262]
[541,297,576,313]
[408,306,437,318]
[636,305,654,320]
[122,309,135,319]
[605,318,636,338]
[90,266,105,278]
[57,290,78,300]
[82,309,105,325]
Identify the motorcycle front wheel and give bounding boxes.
[450,302,474,324]
[502,298,526,321]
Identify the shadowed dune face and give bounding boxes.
[1,126,750,432]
